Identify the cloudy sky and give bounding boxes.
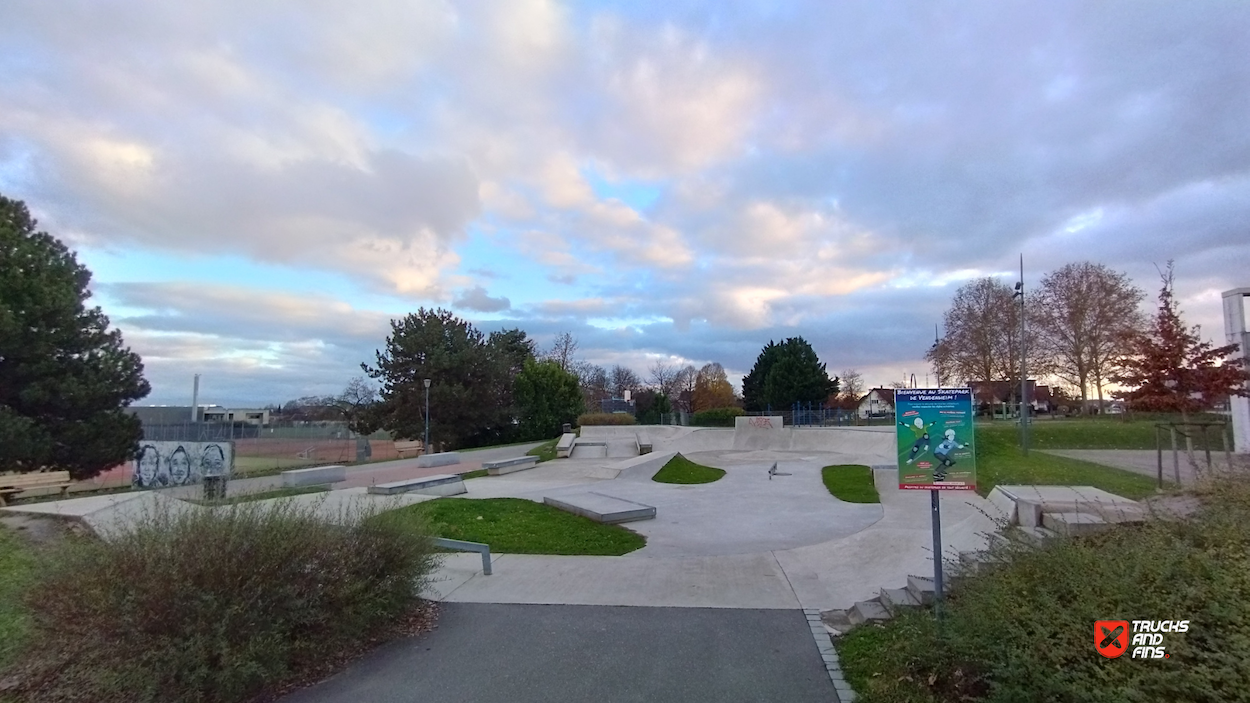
[3,1,1248,407]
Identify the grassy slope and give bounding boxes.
[974,422,1161,500]
[821,465,880,503]
[390,498,645,555]
[526,437,560,463]
[651,454,726,484]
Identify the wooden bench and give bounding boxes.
[0,471,73,506]
[483,455,539,475]
[394,440,424,457]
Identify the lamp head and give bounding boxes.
[424,378,432,388]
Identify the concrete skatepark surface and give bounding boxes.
[278,603,837,703]
[2,427,998,611]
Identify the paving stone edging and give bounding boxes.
[804,608,856,702]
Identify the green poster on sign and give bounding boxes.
[895,388,976,491]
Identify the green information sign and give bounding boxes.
[895,388,976,491]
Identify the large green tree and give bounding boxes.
[742,337,837,411]
[513,359,583,440]
[362,309,532,449]
[0,195,150,479]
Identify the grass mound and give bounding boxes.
[837,479,1250,703]
[821,465,880,503]
[652,453,726,484]
[4,501,438,703]
[392,497,645,555]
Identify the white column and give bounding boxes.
[1223,288,1250,453]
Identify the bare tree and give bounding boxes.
[839,368,865,401]
[609,365,643,398]
[334,376,378,434]
[1032,262,1145,407]
[648,360,682,398]
[925,277,1043,399]
[543,332,580,372]
[673,364,698,412]
[579,364,610,409]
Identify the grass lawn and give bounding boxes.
[0,528,35,671]
[652,454,726,484]
[821,465,880,503]
[526,437,560,463]
[975,430,1158,499]
[977,417,1227,451]
[459,469,489,479]
[186,485,330,506]
[386,498,645,555]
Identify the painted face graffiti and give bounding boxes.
[201,445,225,477]
[169,447,191,485]
[136,445,159,486]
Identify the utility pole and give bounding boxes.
[1014,255,1030,456]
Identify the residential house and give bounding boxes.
[857,388,896,419]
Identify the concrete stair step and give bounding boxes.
[848,599,892,625]
[906,575,936,606]
[1041,511,1110,537]
[1014,525,1059,544]
[879,586,922,615]
[820,608,857,636]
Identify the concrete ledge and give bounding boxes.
[368,474,467,496]
[416,452,461,468]
[543,491,656,524]
[555,432,577,458]
[281,465,346,487]
[484,455,540,475]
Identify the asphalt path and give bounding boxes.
[280,603,837,703]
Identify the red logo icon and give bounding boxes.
[1095,620,1129,658]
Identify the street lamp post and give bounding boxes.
[424,378,432,453]
[1013,255,1029,456]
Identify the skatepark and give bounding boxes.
[2,419,999,613]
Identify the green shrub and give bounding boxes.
[652,453,725,484]
[838,478,1250,703]
[576,412,637,426]
[6,501,438,703]
[690,407,745,427]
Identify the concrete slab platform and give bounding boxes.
[367,474,466,496]
[281,464,346,487]
[543,492,656,523]
[416,452,461,468]
[484,456,539,475]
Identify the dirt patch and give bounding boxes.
[0,515,87,548]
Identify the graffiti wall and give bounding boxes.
[132,441,234,488]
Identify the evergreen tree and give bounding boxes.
[742,337,837,410]
[363,309,520,449]
[0,195,150,479]
[513,359,583,440]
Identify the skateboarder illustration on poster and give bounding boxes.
[894,388,977,491]
[899,416,935,464]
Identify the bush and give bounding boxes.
[6,500,438,703]
[576,412,637,426]
[690,407,745,427]
[838,478,1250,702]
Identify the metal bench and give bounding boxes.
[0,471,73,506]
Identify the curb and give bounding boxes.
[804,608,857,702]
